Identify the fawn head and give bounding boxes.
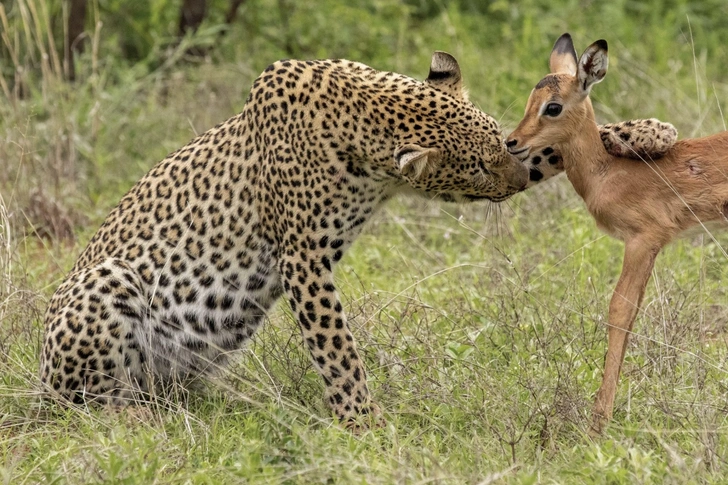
[506,33,608,161]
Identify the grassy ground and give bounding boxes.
[2,1,728,483]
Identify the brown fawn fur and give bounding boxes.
[507,33,728,434]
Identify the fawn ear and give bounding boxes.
[425,51,464,99]
[549,33,578,75]
[395,144,439,180]
[577,39,608,95]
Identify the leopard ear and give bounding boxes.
[425,51,464,99]
[395,144,439,180]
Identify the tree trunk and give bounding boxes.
[225,0,247,25]
[178,0,208,36]
[65,0,87,81]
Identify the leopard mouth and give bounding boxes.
[463,193,508,202]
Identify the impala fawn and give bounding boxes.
[507,33,728,434]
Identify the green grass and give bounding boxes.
[2,0,728,483]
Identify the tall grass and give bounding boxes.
[1,0,728,483]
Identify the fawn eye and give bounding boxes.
[544,103,562,117]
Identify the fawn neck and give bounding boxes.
[558,99,611,199]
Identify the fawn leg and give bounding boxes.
[591,239,660,435]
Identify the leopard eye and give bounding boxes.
[544,103,562,117]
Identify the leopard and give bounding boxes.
[39,51,677,430]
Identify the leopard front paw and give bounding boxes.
[341,401,386,434]
[599,118,678,160]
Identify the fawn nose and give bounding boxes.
[506,137,529,158]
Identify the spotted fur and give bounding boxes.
[40,53,530,429]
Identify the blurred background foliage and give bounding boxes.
[4,0,728,93]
